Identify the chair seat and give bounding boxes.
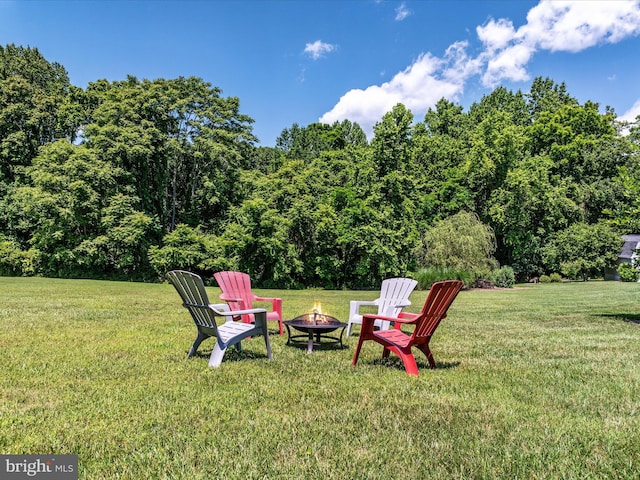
[217,321,256,344]
[374,328,411,349]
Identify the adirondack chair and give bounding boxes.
[346,277,418,337]
[213,271,284,335]
[167,270,273,368]
[351,280,463,376]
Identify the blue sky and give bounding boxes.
[1,0,640,146]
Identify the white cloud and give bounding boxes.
[321,0,640,137]
[481,43,534,86]
[320,45,480,138]
[304,40,336,60]
[395,2,411,21]
[480,0,640,86]
[521,0,640,53]
[477,18,517,51]
[620,98,640,122]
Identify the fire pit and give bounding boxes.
[284,311,347,353]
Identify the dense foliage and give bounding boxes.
[1,44,639,287]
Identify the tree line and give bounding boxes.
[1,44,639,288]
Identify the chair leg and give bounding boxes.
[208,342,227,368]
[263,331,273,361]
[345,322,352,338]
[351,336,365,366]
[188,331,208,358]
[397,350,420,376]
[417,344,437,369]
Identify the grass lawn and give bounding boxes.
[1,277,639,479]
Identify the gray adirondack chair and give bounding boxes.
[346,277,418,337]
[167,270,273,368]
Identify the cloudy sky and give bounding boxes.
[1,0,640,145]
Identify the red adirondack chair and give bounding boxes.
[351,280,463,376]
[213,271,284,335]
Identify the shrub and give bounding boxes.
[550,273,563,283]
[618,263,639,282]
[0,236,38,276]
[148,224,235,281]
[415,267,475,289]
[539,275,551,283]
[490,266,515,288]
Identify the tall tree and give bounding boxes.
[526,77,578,121]
[83,76,256,232]
[0,44,74,184]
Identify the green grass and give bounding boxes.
[1,277,639,479]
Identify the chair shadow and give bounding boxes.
[188,345,271,363]
[285,340,348,352]
[598,313,640,325]
[371,357,460,372]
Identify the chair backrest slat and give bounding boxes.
[377,278,418,317]
[214,271,254,311]
[412,280,463,339]
[167,270,218,329]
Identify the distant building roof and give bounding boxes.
[620,234,640,260]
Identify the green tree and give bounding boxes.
[541,222,622,280]
[148,224,233,280]
[276,120,367,161]
[488,154,581,278]
[10,140,158,278]
[417,211,498,277]
[412,99,473,223]
[604,164,640,233]
[462,110,527,216]
[0,44,74,185]
[468,86,529,127]
[371,103,413,177]
[83,76,256,233]
[526,77,578,121]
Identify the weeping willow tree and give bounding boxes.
[418,210,498,277]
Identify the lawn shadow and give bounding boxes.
[372,357,460,372]
[598,313,640,325]
[284,339,348,353]
[188,344,272,363]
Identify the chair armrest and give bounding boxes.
[210,305,267,317]
[362,312,419,324]
[351,300,378,308]
[396,312,420,322]
[391,300,411,308]
[350,299,378,315]
[253,295,281,303]
[219,294,243,302]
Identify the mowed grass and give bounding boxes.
[0,277,639,479]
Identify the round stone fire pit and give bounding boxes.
[284,313,347,353]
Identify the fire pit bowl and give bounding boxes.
[284,313,347,353]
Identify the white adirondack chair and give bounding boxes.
[167,270,273,368]
[346,277,418,337]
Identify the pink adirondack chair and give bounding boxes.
[213,271,284,335]
[352,280,463,376]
